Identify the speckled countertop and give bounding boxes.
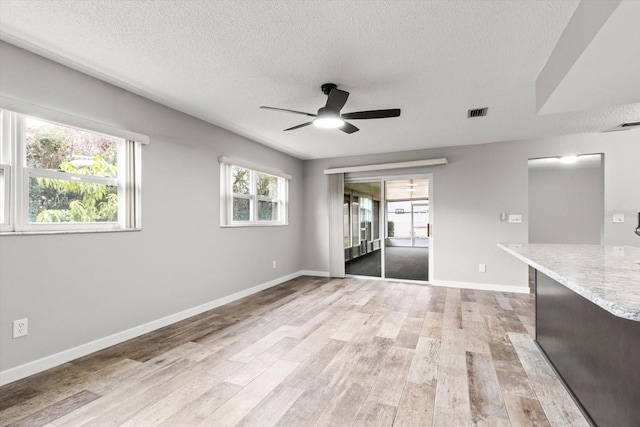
[498,243,640,322]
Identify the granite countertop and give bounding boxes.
[498,243,640,322]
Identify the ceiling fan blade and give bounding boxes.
[284,121,313,131]
[325,88,349,112]
[341,109,401,119]
[260,106,316,117]
[340,121,359,134]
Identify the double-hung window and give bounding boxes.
[220,157,289,226]
[0,104,145,234]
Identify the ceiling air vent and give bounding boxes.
[468,107,488,118]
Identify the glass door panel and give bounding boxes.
[384,179,429,281]
[344,181,381,277]
[413,203,429,248]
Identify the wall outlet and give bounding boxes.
[479,264,486,273]
[612,214,625,223]
[13,318,28,338]
[508,214,522,223]
[272,260,277,269]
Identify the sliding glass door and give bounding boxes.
[343,177,431,282]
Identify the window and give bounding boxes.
[0,108,143,233]
[220,158,289,226]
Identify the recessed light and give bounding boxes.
[560,155,579,164]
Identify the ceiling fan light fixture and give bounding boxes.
[314,108,344,128]
[313,116,345,128]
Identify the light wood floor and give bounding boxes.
[0,276,588,427]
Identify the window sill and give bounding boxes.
[0,228,141,237]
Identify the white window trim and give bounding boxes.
[0,108,144,235]
[0,110,12,231]
[0,164,10,231]
[219,157,289,227]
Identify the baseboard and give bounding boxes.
[0,270,305,386]
[299,270,330,277]
[432,280,530,294]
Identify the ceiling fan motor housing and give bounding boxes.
[317,107,338,117]
[321,83,338,95]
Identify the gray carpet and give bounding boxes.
[345,250,381,277]
[345,246,428,281]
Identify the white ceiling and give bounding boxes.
[0,0,638,160]
[536,0,640,115]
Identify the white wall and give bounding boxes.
[302,131,640,289]
[0,42,304,379]
[529,164,604,244]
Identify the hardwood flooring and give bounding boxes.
[0,276,588,426]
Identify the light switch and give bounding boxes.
[508,214,522,223]
[612,214,625,223]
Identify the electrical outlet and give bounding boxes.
[479,264,486,273]
[272,260,277,269]
[13,318,28,338]
[612,214,625,223]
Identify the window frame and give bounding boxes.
[0,165,10,231]
[0,108,143,234]
[0,110,13,231]
[220,158,289,227]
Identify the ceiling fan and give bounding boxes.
[260,83,401,134]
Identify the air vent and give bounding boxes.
[468,107,488,118]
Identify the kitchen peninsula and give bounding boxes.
[499,243,640,427]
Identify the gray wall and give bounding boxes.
[302,131,640,288]
[2,39,639,379]
[0,42,304,373]
[529,164,604,244]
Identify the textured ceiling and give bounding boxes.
[0,0,638,160]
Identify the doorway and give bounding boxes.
[528,153,604,244]
[385,179,429,281]
[343,177,431,282]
